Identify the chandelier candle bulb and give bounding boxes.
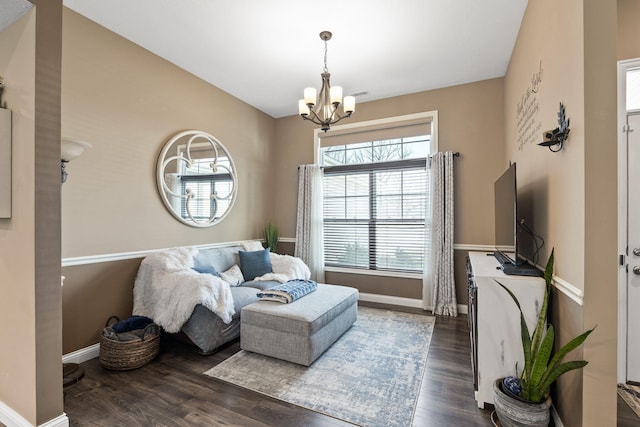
[343,96,355,113]
[330,86,343,104]
[298,99,308,116]
[304,87,317,105]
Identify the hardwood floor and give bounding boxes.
[63,303,496,426]
[618,393,640,427]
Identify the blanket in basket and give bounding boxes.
[257,279,317,303]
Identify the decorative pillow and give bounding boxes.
[239,248,273,281]
[243,240,265,251]
[219,264,245,286]
[192,264,219,277]
[192,250,219,276]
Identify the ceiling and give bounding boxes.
[0,0,32,33]
[5,1,528,119]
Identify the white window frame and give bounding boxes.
[315,111,438,278]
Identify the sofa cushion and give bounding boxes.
[230,287,261,314]
[239,248,272,281]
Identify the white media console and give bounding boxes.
[466,251,545,408]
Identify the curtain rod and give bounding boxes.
[299,152,461,169]
[429,151,460,158]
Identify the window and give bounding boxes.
[628,68,640,111]
[178,151,233,221]
[321,131,432,274]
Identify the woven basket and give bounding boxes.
[99,316,160,370]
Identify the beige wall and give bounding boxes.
[0,1,65,424]
[275,78,505,244]
[61,8,276,257]
[0,9,37,424]
[274,79,505,300]
[62,258,141,353]
[505,0,618,425]
[58,8,279,353]
[504,0,585,290]
[618,0,640,60]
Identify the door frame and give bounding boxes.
[617,58,640,384]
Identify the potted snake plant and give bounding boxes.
[263,222,279,253]
[493,249,595,427]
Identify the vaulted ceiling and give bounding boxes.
[4,0,528,119]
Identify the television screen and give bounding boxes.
[494,163,518,265]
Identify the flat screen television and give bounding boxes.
[494,162,519,266]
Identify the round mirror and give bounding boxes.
[156,130,237,227]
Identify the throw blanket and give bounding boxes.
[132,247,234,333]
[254,253,311,283]
[257,279,317,304]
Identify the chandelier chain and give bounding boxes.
[323,39,329,73]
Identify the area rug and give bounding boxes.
[618,383,640,418]
[204,306,435,427]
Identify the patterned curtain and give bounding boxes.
[295,164,325,282]
[426,151,457,316]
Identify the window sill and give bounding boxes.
[324,266,422,280]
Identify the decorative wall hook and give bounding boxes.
[0,76,6,109]
[538,102,570,152]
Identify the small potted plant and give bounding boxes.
[263,222,279,253]
[493,249,595,427]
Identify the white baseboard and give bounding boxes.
[0,401,68,427]
[62,343,99,365]
[358,292,468,315]
[39,414,69,427]
[359,293,424,309]
[0,401,31,427]
[551,405,564,427]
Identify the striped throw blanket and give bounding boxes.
[257,279,318,304]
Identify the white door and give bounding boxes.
[627,112,640,382]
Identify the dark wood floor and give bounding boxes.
[62,304,498,426]
[618,392,640,427]
[62,302,640,426]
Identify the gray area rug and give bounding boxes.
[618,383,640,418]
[204,306,435,427]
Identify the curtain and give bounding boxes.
[424,151,457,316]
[295,164,325,283]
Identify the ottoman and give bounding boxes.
[240,283,359,366]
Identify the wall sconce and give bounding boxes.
[538,102,570,152]
[61,138,91,183]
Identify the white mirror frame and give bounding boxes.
[156,130,238,228]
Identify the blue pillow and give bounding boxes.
[192,253,219,276]
[239,248,273,281]
[192,264,219,276]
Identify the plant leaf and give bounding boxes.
[530,250,553,370]
[495,280,533,384]
[538,327,595,390]
[536,360,589,401]
[530,325,554,388]
[544,249,554,286]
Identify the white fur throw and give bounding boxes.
[254,253,311,283]
[132,247,234,333]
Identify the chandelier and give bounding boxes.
[298,31,355,132]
